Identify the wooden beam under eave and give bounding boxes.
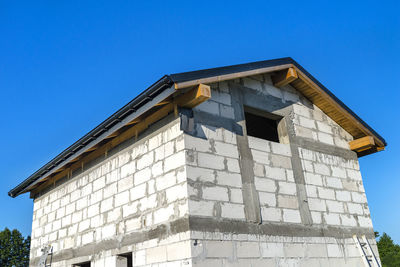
[85,145,98,152]
[154,100,172,106]
[272,67,298,87]
[349,136,375,152]
[104,132,119,139]
[176,84,211,108]
[30,84,212,196]
[125,118,141,126]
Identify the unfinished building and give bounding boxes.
[9,58,386,266]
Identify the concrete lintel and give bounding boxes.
[188,216,375,240]
[229,82,295,117]
[192,110,243,137]
[295,136,357,160]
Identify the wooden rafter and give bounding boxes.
[272,67,298,87]
[125,118,141,126]
[154,100,172,106]
[30,84,211,196]
[349,136,375,152]
[176,84,211,108]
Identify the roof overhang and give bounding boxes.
[172,58,386,150]
[8,57,386,198]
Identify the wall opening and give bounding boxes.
[117,253,133,267]
[73,262,90,267]
[244,109,281,143]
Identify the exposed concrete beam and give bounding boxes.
[231,87,261,224]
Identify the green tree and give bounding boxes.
[0,228,30,267]
[377,232,400,267]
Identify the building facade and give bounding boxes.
[9,58,386,266]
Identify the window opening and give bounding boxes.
[244,110,281,143]
[118,253,133,267]
[73,262,90,267]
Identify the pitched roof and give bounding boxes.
[8,57,386,198]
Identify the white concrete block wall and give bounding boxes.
[249,136,301,224]
[299,147,372,228]
[185,127,246,221]
[41,232,193,267]
[30,119,192,266]
[190,231,376,267]
[186,76,378,266]
[185,78,303,225]
[292,103,353,149]
[29,73,379,266]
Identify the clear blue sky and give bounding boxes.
[1,1,399,242]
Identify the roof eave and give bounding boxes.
[8,76,174,198]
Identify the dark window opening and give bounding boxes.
[245,111,280,142]
[73,262,90,267]
[118,253,133,267]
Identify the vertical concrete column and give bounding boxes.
[284,109,313,225]
[231,86,262,224]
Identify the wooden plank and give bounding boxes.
[295,69,386,148]
[30,84,211,196]
[125,118,141,125]
[291,69,386,148]
[176,84,211,108]
[174,64,293,89]
[349,136,375,152]
[272,67,298,87]
[154,100,172,106]
[295,77,371,141]
[85,146,97,152]
[104,132,119,139]
[284,69,373,142]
